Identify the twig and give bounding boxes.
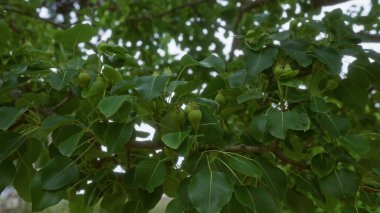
[2,5,67,28]
[127,0,212,21]
[229,0,275,60]
[357,31,380,43]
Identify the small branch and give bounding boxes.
[229,0,275,60]
[2,5,67,28]
[311,0,350,8]
[128,139,309,169]
[127,0,212,21]
[357,31,380,43]
[129,139,163,149]
[360,185,380,193]
[224,144,269,154]
[272,149,310,170]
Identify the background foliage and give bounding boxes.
[1,0,380,212]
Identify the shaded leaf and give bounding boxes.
[311,153,336,177]
[340,134,370,155]
[266,111,310,139]
[255,157,287,200]
[312,46,342,74]
[161,130,190,149]
[136,73,171,100]
[41,156,80,190]
[42,114,76,129]
[103,122,133,154]
[135,158,167,193]
[0,159,16,193]
[57,131,84,156]
[224,154,262,177]
[47,68,78,90]
[320,169,360,199]
[55,24,97,48]
[0,107,26,130]
[31,172,66,212]
[98,95,129,117]
[235,186,277,213]
[0,132,26,163]
[188,169,234,213]
[245,47,278,76]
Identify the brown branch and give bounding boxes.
[127,0,213,21]
[360,185,380,193]
[311,0,350,8]
[2,5,67,28]
[358,31,380,43]
[229,0,275,60]
[128,139,309,169]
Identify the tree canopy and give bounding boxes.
[1,0,380,212]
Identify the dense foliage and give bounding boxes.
[1,0,380,212]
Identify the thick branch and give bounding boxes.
[127,0,213,21]
[2,5,67,28]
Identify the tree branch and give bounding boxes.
[1,4,67,28]
[358,31,380,43]
[127,0,213,21]
[229,0,275,60]
[128,139,309,169]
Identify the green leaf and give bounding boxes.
[188,169,234,213]
[0,132,26,163]
[224,154,262,177]
[282,39,312,67]
[136,73,171,100]
[292,172,325,201]
[102,65,123,83]
[41,156,80,190]
[340,134,370,155]
[310,96,331,113]
[135,158,167,193]
[57,131,84,156]
[97,42,138,68]
[42,114,76,129]
[0,159,16,193]
[244,47,278,76]
[47,68,78,90]
[319,114,350,137]
[334,62,370,111]
[312,45,342,74]
[0,20,11,52]
[30,172,66,212]
[166,198,186,213]
[161,130,190,149]
[13,160,35,202]
[55,24,97,48]
[311,153,336,177]
[228,69,252,88]
[0,107,26,130]
[265,111,310,139]
[237,91,263,104]
[320,169,360,199]
[98,95,129,117]
[249,115,272,143]
[255,157,287,200]
[199,55,226,73]
[123,200,148,213]
[235,186,277,213]
[103,122,133,154]
[180,54,225,73]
